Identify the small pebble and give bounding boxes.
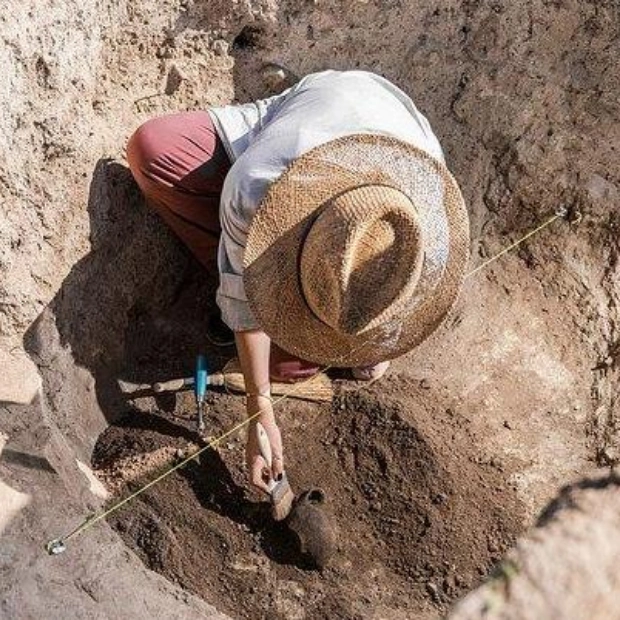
[443,575,456,592]
[420,378,431,389]
[262,64,287,88]
[426,581,440,602]
[433,492,448,505]
[212,39,229,56]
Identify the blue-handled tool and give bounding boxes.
[194,354,208,432]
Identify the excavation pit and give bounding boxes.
[92,380,524,619]
[2,1,617,617]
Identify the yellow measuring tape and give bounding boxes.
[465,209,566,279]
[45,207,568,555]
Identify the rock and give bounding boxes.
[75,459,110,500]
[0,345,41,405]
[262,63,287,88]
[212,39,229,56]
[165,63,186,95]
[426,581,441,602]
[449,477,620,620]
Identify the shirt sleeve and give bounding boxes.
[216,168,261,332]
[213,70,445,332]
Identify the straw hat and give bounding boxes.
[243,133,469,367]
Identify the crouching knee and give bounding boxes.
[126,117,168,182]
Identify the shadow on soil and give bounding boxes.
[23,156,308,574]
[536,472,620,527]
[24,158,230,428]
[92,408,311,570]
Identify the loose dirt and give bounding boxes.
[93,375,524,619]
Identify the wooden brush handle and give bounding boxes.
[256,422,276,492]
[255,422,272,467]
[117,379,150,394]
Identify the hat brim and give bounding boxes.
[243,133,469,367]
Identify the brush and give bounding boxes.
[118,358,333,403]
[221,358,332,402]
[255,421,295,521]
[254,425,338,567]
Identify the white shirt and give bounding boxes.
[208,70,444,331]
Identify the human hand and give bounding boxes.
[245,395,284,494]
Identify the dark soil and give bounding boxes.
[92,374,525,620]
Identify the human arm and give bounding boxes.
[235,329,285,494]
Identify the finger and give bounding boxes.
[250,457,271,494]
[271,453,284,479]
[261,422,284,477]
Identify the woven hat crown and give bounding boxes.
[243,134,469,367]
[300,185,423,335]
